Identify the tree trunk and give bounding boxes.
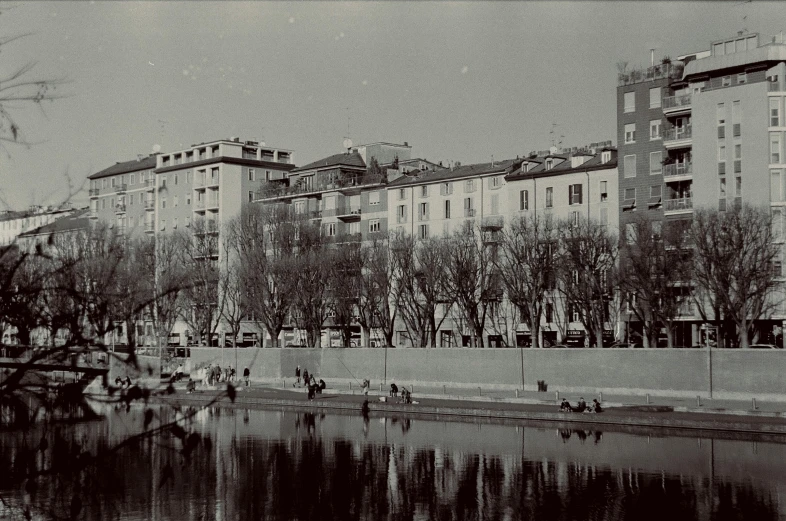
[739,316,749,349]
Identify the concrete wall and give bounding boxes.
[186,347,786,401]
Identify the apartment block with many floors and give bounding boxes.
[0,204,78,246]
[619,31,786,346]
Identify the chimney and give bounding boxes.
[137,154,144,161]
[404,141,408,146]
[650,48,655,67]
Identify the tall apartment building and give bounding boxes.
[618,31,786,346]
[88,155,158,238]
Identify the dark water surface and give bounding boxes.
[2,405,785,520]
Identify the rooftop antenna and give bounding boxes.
[342,107,353,152]
[550,123,557,148]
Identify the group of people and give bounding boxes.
[198,364,237,387]
[559,397,603,413]
[295,365,326,399]
[113,376,133,389]
[389,383,412,404]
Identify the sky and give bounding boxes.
[1,1,784,209]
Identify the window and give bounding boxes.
[773,209,783,241]
[649,87,661,108]
[185,216,190,228]
[599,181,608,202]
[650,120,661,140]
[545,159,553,170]
[420,185,428,197]
[545,187,553,208]
[650,151,662,175]
[348,221,360,235]
[445,199,451,218]
[624,187,636,200]
[418,202,428,220]
[111,177,116,187]
[369,219,380,233]
[719,177,726,197]
[570,211,580,227]
[736,177,742,197]
[186,194,191,205]
[441,182,453,196]
[185,151,193,162]
[546,303,554,323]
[211,167,219,183]
[248,191,255,203]
[738,72,747,84]
[490,194,499,215]
[161,198,166,209]
[600,208,609,226]
[130,173,136,185]
[718,144,726,161]
[772,134,782,164]
[325,223,336,236]
[173,196,179,207]
[174,173,179,185]
[624,123,636,144]
[101,199,106,209]
[160,219,166,231]
[248,169,255,181]
[650,185,662,198]
[160,176,167,188]
[399,189,406,200]
[734,143,742,173]
[212,145,219,157]
[199,148,206,160]
[722,76,731,87]
[623,154,636,178]
[173,217,178,230]
[601,151,611,163]
[369,191,380,205]
[771,99,781,127]
[465,179,475,192]
[569,184,583,205]
[397,205,407,223]
[419,224,429,239]
[489,176,501,188]
[732,100,741,137]
[519,190,529,210]
[624,91,635,113]
[717,102,726,127]
[772,170,782,202]
[463,197,475,217]
[625,223,636,245]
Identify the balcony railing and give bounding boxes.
[144,200,155,210]
[145,222,155,233]
[194,200,205,209]
[769,81,784,92]
[89,189,99,197]
[664,197,693,212]
[663,125,692,143]
[337,205,362,217]
[481,215,504,229]
[464,208,476,218]
[662,93,692,111]
[258,174,384,200]
[328,233,362,244]
[663,162,693,178]
[115,204,126,213]
[617,62,684,86]
[113,184,128,193]
[145,179,156,190]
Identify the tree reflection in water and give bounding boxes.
[0,406,783,520]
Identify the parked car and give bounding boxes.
[750,344,780,349]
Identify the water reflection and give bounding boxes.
[0,406,784,520]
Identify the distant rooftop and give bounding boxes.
[88,155,157,180]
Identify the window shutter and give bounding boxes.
[577,184,583,204]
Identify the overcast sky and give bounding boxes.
[1,1,783,209]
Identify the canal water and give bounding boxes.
[2,405,785,520]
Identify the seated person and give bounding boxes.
[559,399,572,412]
[186,378,196,394]
[317,379,326,394]
[307,382,316,400]
[390,383,399,397]
[573,397,587,413]
[401,387,412,404]
[115,377,123,387]
[591,399,603,413]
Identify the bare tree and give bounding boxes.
[391,233,451,347]
[356,236,398,347]
[442,225,498,347]
[178,221,221,346]
[327,244,363,347]
[496,214,559,348]
[290,219,331,348]
[619,214,692,347]
[690,205,781,348]
[557,217,618,348]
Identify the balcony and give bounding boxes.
[663,197,693,215]
[768,81,784,93]
[329,233,362,245]
[336,206,362,221]
[88,211,98,220]
[464,208,477,218]
[145,222,155,234]
[617,62,684,87]
[662,93,691,116]
[195,221,219,235]
[113,184,128,194]
[115,204,126,214]
[144,199,155,210]
[663,125,692,149]
[145,179,156,191]
[89,189,99,197]
[481,215,504,230]
[258,174,384,200]
[663,162,693,181]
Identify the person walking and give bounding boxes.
[243,367,250,387]
[294,365,301,387]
